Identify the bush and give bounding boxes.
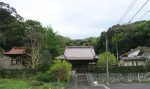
[47,60,72,82]
[0,69,37,78]
[36,72,50,82]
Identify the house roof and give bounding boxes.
[138,46,150,55]
[120,46,150,57]
[3,47,26,55]
[120,46,150,60]
[57,46,96,60]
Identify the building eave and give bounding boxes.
[120,56,145,61]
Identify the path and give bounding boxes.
[66,71,108,89]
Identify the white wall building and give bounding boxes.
[119,46,150,66]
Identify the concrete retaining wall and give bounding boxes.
[88,73,150,84]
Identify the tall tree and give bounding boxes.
[24,20,44,68]
[0,6,25,50]
[44,27,67,57]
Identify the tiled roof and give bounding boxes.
[64,46,96,60]
[120,46,150,61]
[120,46,150,57]
[3,47,26,55]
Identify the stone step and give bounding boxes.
[77,74,89,86]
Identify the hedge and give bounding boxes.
[0,69,38,78]
[93,66,150,74]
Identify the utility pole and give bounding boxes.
[105,35,109,85]
[116,43,119,64]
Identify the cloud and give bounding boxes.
[2,0,150,39]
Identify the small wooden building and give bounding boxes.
[57,46,98,73]
[3,47,27,65]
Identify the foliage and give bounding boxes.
[0,2,23,20]
[93,66,148,74]
[36,72,51,82]
[95,21,150,55]
[24,20,44,68]
[97,51,117,66]
[37,50,53,72]
[44,27,69,57]
[67,37,97,46]
[0,2,70,70]
[0,8,25,50]
[0,69,37,78]
[48,60,72,82]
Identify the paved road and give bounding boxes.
[109,83,150,89]
[67,86,105,89]
[67,83,150,89]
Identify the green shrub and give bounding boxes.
[36,72,50,82]
[0,69,37,78]
[47,60,72,82]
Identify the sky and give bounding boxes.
[1,0,150,39]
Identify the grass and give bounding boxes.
[0,79,65,89]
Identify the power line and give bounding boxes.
[118,0,137,24]
[129,0,150,23]
[116,0,137,64]
[138,10,150,20]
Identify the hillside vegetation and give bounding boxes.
[95,21,150,55]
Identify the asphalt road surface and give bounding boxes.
[67,83,150,89]
[109,83,150,89]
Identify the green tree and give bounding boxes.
[24,20,45,68]
[44,27,69,57]
[0,7,25,50]
[97,51,117,66]
[0,2,23,20]
[44,27,61,57]
[0,2,70,71]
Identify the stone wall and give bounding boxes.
[88,73,150,84]
[0,56,25,69]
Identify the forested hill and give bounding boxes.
[0,2,70,58]
[1,2,150,58]
[95,21,150,55]
[67,37,97,46]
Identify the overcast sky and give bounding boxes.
[1,0,150,39]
